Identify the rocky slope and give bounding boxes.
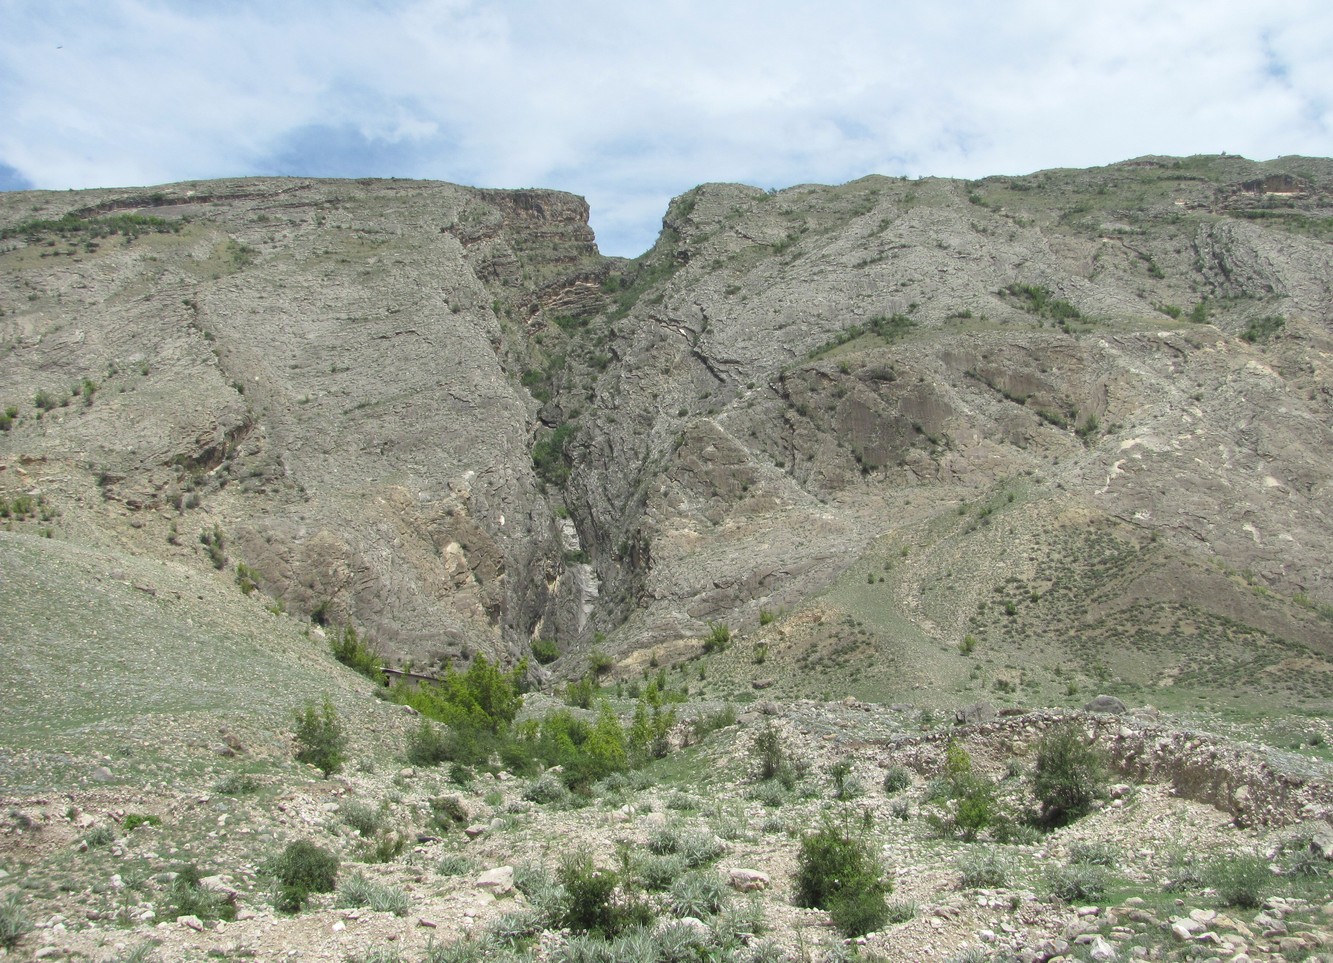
[2,155,1333,714]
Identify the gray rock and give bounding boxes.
[955,702,997,725]
[1083,695,1128,715]
[476,866,514,894]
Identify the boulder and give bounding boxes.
[476,865,514,895]
[955,701,997,725]
[1083,695,1128,714]
[728,868,770,892]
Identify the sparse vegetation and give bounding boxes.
[265,839,340,912]
[293,696,346,777]
[794,819,890,937]
[1032,722,1107,827]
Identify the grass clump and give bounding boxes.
[340,799,386,837]
[0,892,31,953]
[647,824,725,867]
[668,870,728,918]
[1045,863,1109,903]
[957,850,1015,889]
[265,839,340,912]
[882,766,911,795]
[337,871,410,915]
[794,819,890,937]
[158,864,236,923]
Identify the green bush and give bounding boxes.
[829,885,890,938]
[1032,723,1107,827]
[340,799,385,837]
[293,697,346,777]
[1044,863,1108,903]
[1240,314,1285,344]
[523,772,572,806]
[752,724,787,781]
[703,621,731,653]
[331,624,386,684]
[794,821,890,937]
[266,839,340,912]
[405,719,455,767]
[0,892,31,952]
[392,654,526,734]
[1207,854,1269,908]
[122,813,161,832]
[647,824,725,868]
[556,852,651,937]
[882,766,911,795]
[531,638,560,664]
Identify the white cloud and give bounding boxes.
[0,0,1330,255]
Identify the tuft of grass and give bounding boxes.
[0,892,31,952]
[1045,863,1108,903]
[957,850,1015,889]
[336,871,411,915]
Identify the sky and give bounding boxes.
[1,1,1330,257]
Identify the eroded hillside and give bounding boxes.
[2,155,1332,715]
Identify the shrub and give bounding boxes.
[340,799,385,837]
[337,871,410,915]
[1207,854,1269,908]
[752,724,787,781]
[1067,841,1117,867]
[213,772,261,795]
[405,719,453,767]
[267,839,340,912]
[703,621,731,653]
[429,795,469,831]
[331,625,386,685]
[159,863,236,922]
[0,892,31,952]
[1032,723,1107,826]
[122,813,161,832]
[83,826,116,847]
[293,697,346,777]
[521,771,570,806]
[668,870,728,918]
[829,885,890,938]
[556,852,651,937]
[882,766,911,795]
[827,759,864,800]
[531,638,560,664]
[794,821,890,937]
[957,850,1014,889]
[1045,863,1108,903]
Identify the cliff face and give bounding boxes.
[2,156,1332,710]
[0,178,606,666]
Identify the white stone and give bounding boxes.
[476,866,515,895]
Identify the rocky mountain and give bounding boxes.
[2,154,1332,715]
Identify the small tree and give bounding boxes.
[1032,722,1107,826]
[293,696,346,777]
[795,820,890,937]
